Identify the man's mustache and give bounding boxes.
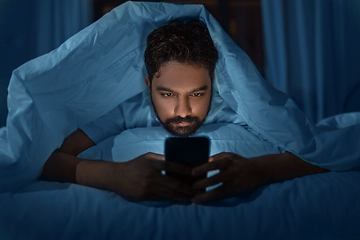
[165,116,200,125]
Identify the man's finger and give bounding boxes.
[192,171,228,190]
[145,152,165,161]
[152,160,192,175]
[157,173,195,196]
[192,185,227,203]
[151,183,193,202]
[192,160,229,177]
[150,176,196,202]
[208,152,229,162]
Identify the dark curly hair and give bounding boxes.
[145,19,218,82]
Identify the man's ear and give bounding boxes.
[145,76,151,92]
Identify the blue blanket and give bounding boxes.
[1,123,360,239]
[1,1,359,192]
[0,2,359,239]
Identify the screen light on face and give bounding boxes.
[146,61,212,136]
[162,115,203,136]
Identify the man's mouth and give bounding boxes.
[167,116,195,126]
[162,116,202,136]
[175,121,191,127]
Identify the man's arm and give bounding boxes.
[191,152,329,203]
[41,129,195,202]
[41,129,95,183]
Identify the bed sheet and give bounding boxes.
[1,172,359,240]
[1,123,359,239]
[78,123,281,162]
[1,1,360,192]
[0,1,360,239]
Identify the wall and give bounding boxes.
[0,0,93,127]
[0,0,37,127]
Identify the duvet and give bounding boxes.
[1,2,359,239]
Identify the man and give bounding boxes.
[41,19,328,203]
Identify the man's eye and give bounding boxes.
[161,93,174,97]
[191,93,203,97]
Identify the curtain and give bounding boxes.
[261,0,360,123]
[36,0,93,56]
[0,0,93,127]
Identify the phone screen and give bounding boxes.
[165,137,210,185]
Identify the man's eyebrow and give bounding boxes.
[156,85,209,92]
[156,86,174,92]
[190,85,208,92]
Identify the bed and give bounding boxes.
[1,2,359,239]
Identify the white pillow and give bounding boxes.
[78,123,282,162]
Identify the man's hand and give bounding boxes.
[191,152,329,204]
[77,153,195,203]
[41,129,196,203]
[191,152,263,203]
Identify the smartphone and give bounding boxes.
[165,136,210,185]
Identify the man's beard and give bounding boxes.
[149,86,212,136]
[150,99,208,136]
[162,115,204,136]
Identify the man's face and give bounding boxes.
[145,61,212,136]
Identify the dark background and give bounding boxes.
[93,0,264,72]
[0,0,263,127]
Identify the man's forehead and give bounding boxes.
[151,61,212,89]
[152,78,211,94]
[155,85,209,93]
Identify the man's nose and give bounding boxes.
[175,97,192,117]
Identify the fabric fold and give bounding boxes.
[1,1,359,192]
